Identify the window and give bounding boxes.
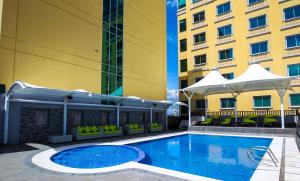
[286,34,300,49]
[217,2,231,16]
[179,19,186,32]
[193,11,205,23]
[219,48,233,61]
[196,99,207,109]
[180,59,187,72]
[251,41,268,55]
[284,5,300,21]
[253,96,271,108]
[290,94,300,107]
[180,79,188,89]
[195,77,203,82]
[248,0,264,5]
[249,15,266,29]
[178,0,186,9]
[181,101,188,115]
[221,98,235,109]
[288,64,300,77]
[194,54,206,65]
[218,24,232,37]
[194,32,206,44]
[180,39,187,52]
[222,72,234,80]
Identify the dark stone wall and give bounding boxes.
[19,108,63,143]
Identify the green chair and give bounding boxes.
[212,115,220,125]
[201,117,213,126]
[220,117,231,126]
[263,114,277,126]
[241,115,257,126]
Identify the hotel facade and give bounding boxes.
[177,0,300,114]
[0,0,167,101]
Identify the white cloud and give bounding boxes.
[167,89,179,102]
[167,0,177,8]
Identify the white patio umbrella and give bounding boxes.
[180,68,231,127]
[225,64,296,129]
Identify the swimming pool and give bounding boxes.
[129,134,272,181]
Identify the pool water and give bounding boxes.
[51,145,144,169]
[129,134,272,181]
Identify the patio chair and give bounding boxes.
[212,115,220,125]
[201,117,213,126]
[241,115,257,127]
[263,114,277,126]
[220,117,231,126]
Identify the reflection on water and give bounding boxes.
[129,134,272,181]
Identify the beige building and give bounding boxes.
[177,0,300,114]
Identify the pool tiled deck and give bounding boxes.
[0,130,299,181]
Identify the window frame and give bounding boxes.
[283,5,300,21]
[218,48,233,61]
[250,41,268,55]
[285,34,300,49]
[180,39,187,52]
[287,63,300,77]
[249,15,267,30]
[196,99,207,110]
[180,79,188,89]
[217,24,232,38]
[194,32,206,44]
[193,11,205,23]
[180,59,187,72]
[222,72,234,80]
[216,2,231,16]
[253,95,272,109]
[248,0,264,6]
[289,93,300,108]
[220,98,236,109]
[194,54,207,65]
[179,19,186,32]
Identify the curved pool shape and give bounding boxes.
[51,145,145,169]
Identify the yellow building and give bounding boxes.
[178,0,300,114]
[0,0,166,101]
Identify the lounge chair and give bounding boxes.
[201,117,213,125]
[220,117,231,126]
[72,125,102,141]
[263,114,277,126]
[149,122,163,132]
[100,125,123,138]
[241,115,257,126]
[124,123,144,135]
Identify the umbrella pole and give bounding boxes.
[277,88,286,129]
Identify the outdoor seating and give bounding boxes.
[241,114,257,127]
[149,122,163,132]
[220,117,231,126]
[212,115,220,125]
[263,114,277,126]
[100,125,123,138]
[201,117,213,126]
[124,123,144,135]
[72,125,102,141]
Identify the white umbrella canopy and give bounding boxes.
[226,64,294,93]
[181,68,231,95]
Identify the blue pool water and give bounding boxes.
[129,134,272,181]
[51,145,144,168]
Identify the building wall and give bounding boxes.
[178,0,300,113]
[0,0,167,101]
[123,0,167,100]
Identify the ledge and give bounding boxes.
[245,2,269,14]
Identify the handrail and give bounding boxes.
[247,146,278,167]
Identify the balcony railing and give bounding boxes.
[247,26,270,38]
[190,0,215,10]
[192,63,208,72]
[191,21,208,31]
[249,52,272,64]
[192,42,208,51]
[246,0,269,14]
[215,12,234,23]
[281,18,300,31]
[216,35,235,46]
[217,59,236,68]
[177,8,186,16]
[290,79,300,87]
[283,47,300,58]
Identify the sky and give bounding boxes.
[166,0,179,103]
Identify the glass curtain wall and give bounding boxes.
[102,0,124,96]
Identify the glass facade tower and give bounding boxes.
[102,0,124,96]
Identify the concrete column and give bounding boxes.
[117,104,120,127]
[3,95,9,144]
[63,98,68,135]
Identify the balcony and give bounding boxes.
[216,35,235,46]
[247,26,271,39]
[192,63,208,72]
[217,59,236,68]
[281,18,300,31]
[192,42,208,51]
[177,8,186,16]
[290,79,300,87]
[283,47,300,58]
[215,12,234,24]
[190,0,215,10]
[191,21,208,31]
[245,0,269,14]
[248,52,272,64]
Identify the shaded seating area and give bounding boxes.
[241,115,257,127]
[263,114,278,127]
[100,125,123,138]
[124,124,144,135]
[149,122,163,132]
[72,126,102,141]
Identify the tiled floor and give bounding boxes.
[284,138,300,181]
